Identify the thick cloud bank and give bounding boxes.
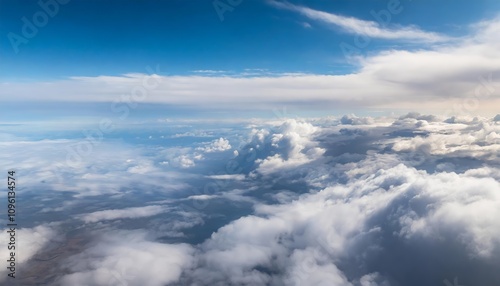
[1,114,499,285]
[57,230,194,286]
[175,115,500,285]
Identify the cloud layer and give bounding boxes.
[2,114,500,285]
[2,16,500,114]
[174,115,500,285]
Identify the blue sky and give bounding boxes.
[1,0,499,79]
[1,0,500,119]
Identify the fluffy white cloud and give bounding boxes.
[391,116,500,162]
[174,115,500,285]
[181,160,500,285]
[58,230,194,286]
[197,137,232,153]
[4,115,500,285]
[173,154,197,168]
[0,225,58,281]
[252,120,325,175]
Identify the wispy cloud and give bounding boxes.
[269,0,449,42]
[78,205,167,223]
[192,70,228,74]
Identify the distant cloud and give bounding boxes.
[268,0,449,42]
[251,120,325,175]
[171,131,213,138]
[340,114,374,125]
[206,174,245,180]
[2,12,499,114]
[197,137,232,153]
[192,70,228,74]
[78,205,167,223]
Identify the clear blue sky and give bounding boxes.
[1,0,498,80]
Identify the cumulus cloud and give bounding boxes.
[197,137,232,153]
[249,120,325,176]
[391,116,500,163]
[181,162,500,285]
[173,115,500,285]
[58,230,194,286]
[4,115,500,285]
[172,154,198,168]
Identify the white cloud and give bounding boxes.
[174,154,197,168]
[0,225,58,281]
[206,174,245,180]
[4,115,500,285]
[253,120,325,175]
[171,131,213,138]
[340,114,374,125]
[176,115,500,285]
[391,116,500,161]
[0,138,191,198]
[197,137,232,153]
[268,0,448,42]
[58,230,194,286]
[2,13,499,115]
[78,205,167,223]
[192,70,228,74]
